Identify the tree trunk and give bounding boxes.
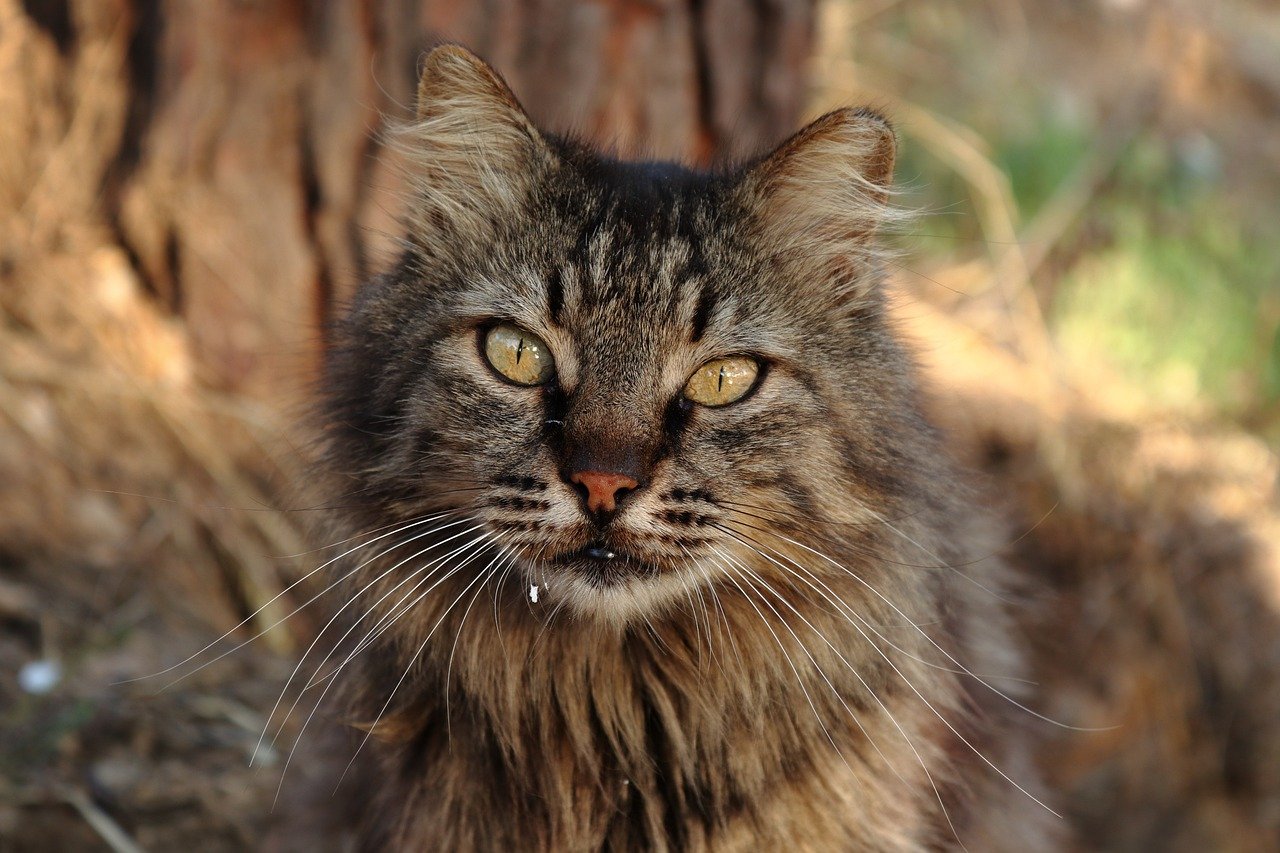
[4,0,815,400]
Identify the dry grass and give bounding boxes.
[901,279,1280,850]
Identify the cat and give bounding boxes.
[308,44,1059,851]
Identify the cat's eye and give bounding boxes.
[483,323,556,386]
[683,357,760,407]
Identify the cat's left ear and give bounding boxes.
[393,45,554,244]
[742,109,898,300]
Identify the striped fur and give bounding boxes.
[314,45,1058,851]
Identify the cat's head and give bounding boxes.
[326,46,928,626]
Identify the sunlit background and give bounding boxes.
[818,0,1279,437]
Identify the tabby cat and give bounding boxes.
[311,44,1058,851]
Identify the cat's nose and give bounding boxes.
[569,470,639,517]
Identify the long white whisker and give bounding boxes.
[689,569,720,672]
[676,567,709,669]
[721,518,1024,681]
[726,499,1011,603]
[683,545,743,670]
[125,510,463,686]
[849,499,1010,601]
[714,528,1062,817]
[271,534,497,808]
[296,530,491,694]
[715,545,966,850]
[332,548,501,791]
[270,487,486,558]
[256,526,490,762]
[741,523,1106,734]
[706,549,850,778]
[445,547,517,743]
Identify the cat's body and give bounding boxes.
[311,46,1057,851]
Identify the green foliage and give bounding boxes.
[847,0,1279,440]
[0,697,96,776]
[900,107,1279,438]
[996,120,1093,218]
[1053,138,1280,426]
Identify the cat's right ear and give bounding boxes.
[741,109,899,304]
[393,45,553,242]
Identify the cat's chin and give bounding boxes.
[522,548,703,627]
[542,574,697,627]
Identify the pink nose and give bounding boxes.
[570,470,639,515]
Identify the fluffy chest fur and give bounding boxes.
[313,45,1058,852]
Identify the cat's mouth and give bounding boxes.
[552,541,660,584]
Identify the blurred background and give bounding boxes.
[0,0,1277,849]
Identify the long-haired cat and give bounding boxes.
[311,44,1058,851]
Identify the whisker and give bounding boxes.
[717,497,927,532]
[713,527,1063,817]
[724,508,998,592]
[272,533,498,807]
[267,487,490,559]
[145,510,467,691]
[296,530,491,693]
[255,524,490,763]
[682,545,743,671]
[735,523,1106,733]
[642,614,673,655]
[676,569,709,670]
[332,547,503,793]
[715,549,918,781]
[844,498,1013,601]
[705,549,851,781]
[727,495,1061,599]
[690,572,720,672]
[715,545,968,850]
[446,547,519,743]
[721,517,1022,680]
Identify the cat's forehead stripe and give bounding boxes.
[545,266,565,326]
[689,285,715,343]
[537,158,741,346]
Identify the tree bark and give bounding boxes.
[4,0,815,400]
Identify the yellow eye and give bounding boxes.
[683,357,760,407]
[483,323,556,386]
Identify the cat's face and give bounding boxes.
[327,47,910,625]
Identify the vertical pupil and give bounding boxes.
[717,365,725,392]
[515,336,525,365]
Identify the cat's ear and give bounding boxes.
[742,109,898,301]
[394,45,553,242]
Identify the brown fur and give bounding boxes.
[310,45,1059,850]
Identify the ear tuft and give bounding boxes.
[843,108,897,198]
[389,45,551,250]
[415,44,526,124]
[744,108,901,303]
[755,108,896,204]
